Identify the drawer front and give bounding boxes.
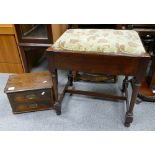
[13,89,51,103]
[13,101,52,113]
[7,89,54,113]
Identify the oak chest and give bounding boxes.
[4,72,54,113]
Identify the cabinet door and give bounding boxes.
[0,35,21,63]
[15,24,52,44]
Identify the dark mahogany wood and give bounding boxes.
[73,72,117,83]
[47,47,150,127]
[47,49,149,76]
[4,72,54,113]
[66,88,127,101]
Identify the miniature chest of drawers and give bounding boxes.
[4,72,54,113]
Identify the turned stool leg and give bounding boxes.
[122,76,129,92]
[68,70,73,86]
[124,78,141,127]
[51,69,61,115]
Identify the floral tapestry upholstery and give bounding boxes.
[53,29,146,56]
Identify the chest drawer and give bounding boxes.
[12,101,52,113]
[7,89,53,113]
[12,89,51,103]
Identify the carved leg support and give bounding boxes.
[122,76,129,92]
[124,112,133,127]
[124,78,141,127]
[68,70,73,86]
[51,69,61,115]
[54,102,61,115]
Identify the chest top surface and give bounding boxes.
[52,29,146,56]
[4,72,52,93]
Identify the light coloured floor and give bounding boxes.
[0,59,155,131]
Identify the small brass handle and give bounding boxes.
[26,94,37,100]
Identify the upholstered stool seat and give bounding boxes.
[53,29,146,56]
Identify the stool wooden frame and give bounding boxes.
[47,48,150,127]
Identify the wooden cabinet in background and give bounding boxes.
[0,24,71,73]
[0,24,24,73]
[15,24,53,44]
[51,24,68,42]
[14,24,68,73]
